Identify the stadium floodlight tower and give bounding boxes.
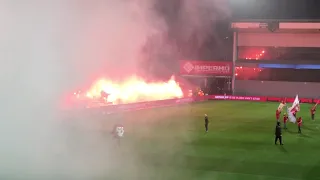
[230,19,320,98]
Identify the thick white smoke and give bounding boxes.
[143,0,230,76]
[0,1,163,178]
[0,0,228,179]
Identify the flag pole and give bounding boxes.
[314,99,319,108]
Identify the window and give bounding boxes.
[238,33,320,47]
[238,47,320,61]
[235,67,320,82]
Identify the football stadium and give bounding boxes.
[4,1,320,180]
[61,20,320,179]
[68,98,319,180]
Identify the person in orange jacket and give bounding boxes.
[297,117,302,134]
[276,109,281,121]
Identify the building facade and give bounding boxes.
[231,20,320,98]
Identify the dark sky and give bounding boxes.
[147,0,320,64]
[231,0,320,20]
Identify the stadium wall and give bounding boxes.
[234,80,320,98]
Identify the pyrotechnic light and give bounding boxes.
[85,76,183,104]
[237,49,265,76]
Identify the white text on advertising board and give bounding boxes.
[214,95,261,101]
[195,65,230,73]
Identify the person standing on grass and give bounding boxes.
[112,124,124,146]
[291,105,299,119]
[204,114,209,132]
[283,113,288,130]
[293,109,297,118]
[310,106,316,120]
[297,117,302,134]
[276,109,281,121]
[275,122,283,145]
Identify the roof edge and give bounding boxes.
[232,19,320,23]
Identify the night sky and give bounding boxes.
[231,0,320,20]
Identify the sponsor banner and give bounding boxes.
[208,95,317,104]
[266,97,288,102]
[314,99,320,103]
[265,97,312,103]
[211,95,266,101]
[180,60,232,76]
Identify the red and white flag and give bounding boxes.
[287,95,300,123]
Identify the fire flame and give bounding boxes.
[85,76,183,104]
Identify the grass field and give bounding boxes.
[73,101,320,180]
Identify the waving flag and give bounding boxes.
[287,95,300,123]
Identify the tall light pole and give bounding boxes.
[232,29,238,95]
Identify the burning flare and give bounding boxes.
[85,76,183,104]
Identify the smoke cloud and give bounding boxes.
[0,0,229,179]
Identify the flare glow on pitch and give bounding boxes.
[85,76,183,104]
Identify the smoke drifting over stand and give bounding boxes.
[0,0,229,179]
[148,0,230,75]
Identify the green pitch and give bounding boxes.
[99,101,320,180]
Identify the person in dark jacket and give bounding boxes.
[283,113,288,129]
[275,122,283,145]
[297,117,302,134]
[204,114,209,132]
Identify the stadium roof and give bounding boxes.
[231,19,320,22]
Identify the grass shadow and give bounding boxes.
[303,160,320,179]
[300,133,312,138]
[278,145,288,153]
[303,125,316,132]
[284,129,312,138]
[286,129,297,134]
